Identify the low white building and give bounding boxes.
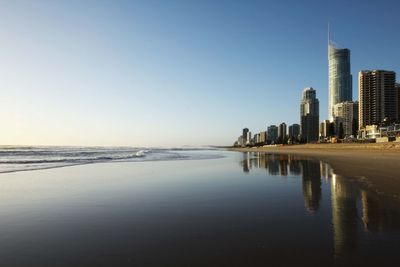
[358,125,381,139]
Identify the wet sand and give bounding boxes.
[229,143,400,198]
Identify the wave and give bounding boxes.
[0,155,142,165]
[0,146,225,173]
[135,150,149,157]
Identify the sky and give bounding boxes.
[0,0,399,147]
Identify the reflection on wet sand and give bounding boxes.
[241,153,322,212]
[361,190,400,233]
[240,152,400,261]
[302,160,321,212]
[331,173,359,258]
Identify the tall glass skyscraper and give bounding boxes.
[328,42,352,121]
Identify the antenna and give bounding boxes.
[328,22,331,46]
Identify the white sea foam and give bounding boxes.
[0,146,223,173]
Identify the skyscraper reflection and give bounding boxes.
[361,190,400,233]
[288,157,301,176]
[301,160,322,213]
[331,173,359,258]
[267,155,280,176]
[241,152,251,173]
[278,156,288,176]
[239,152,400,261]
[319,162,331,181]
[241,153,322,212]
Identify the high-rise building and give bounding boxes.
[278,122,287,142]
[260,131,267,144]
[353,101,359,135]
[288,124,300,140]
[254,133,260,144]
[253,131,267,145]
[328,41,352,121]
[396,83,400,122]
[267,125,278,143]
[300,87,319,143]
[247,131,252,145]
[242,128,249,146]
[242,128,249,139]
[319,120,332,139]
[358,70,397,129]
[333,101,358,138]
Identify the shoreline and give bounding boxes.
[228,143,400,198]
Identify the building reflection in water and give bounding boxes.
[267,155,279,176]
[301,160,321,213]
[278,155,288,176]
[361,190,400,233]
[242,152,251,173]
[319,161,330,182]
[288,156,301,176]
[240,152,400,259]
[241,152,322,212]
[331,173,359,258]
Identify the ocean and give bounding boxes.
[0,146,223,173]
[0,150,399,266]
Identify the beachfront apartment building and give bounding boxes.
[300,87,319,143]
[242,128,249,145]
[319,120,333,140]
[278,123,287,142]
[396,83,400,121]
[328,41,352,121]
[358,70,397,129]
[288,124,300,141]
[253,133,260,145]
[253,131,267,145]
[267,125,278,143]
[260,131,267,144]
[234,128,251,147]
[333,101,358,138]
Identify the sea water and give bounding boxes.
[0,150,399,266]
[0,146,222,173]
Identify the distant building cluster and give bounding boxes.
[233,34,400,147]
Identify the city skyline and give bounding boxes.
[1,0,399,147]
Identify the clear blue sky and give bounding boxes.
[0,0,399,147]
